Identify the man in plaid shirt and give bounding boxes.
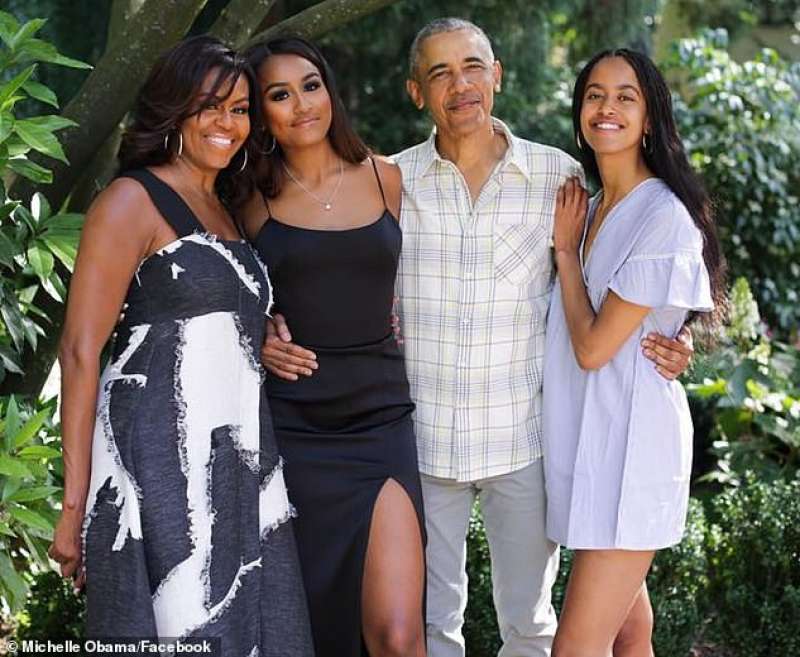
[264,17,692,657]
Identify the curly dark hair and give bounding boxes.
[118,35,263,204]
[572,48,727,330]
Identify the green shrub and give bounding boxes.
[14,569,84,641]
[648,498,710,657]
[665,29,800,338]
[0,395,62,614]
[464,504,501,657]
[0,9,87,382]
[688,278,800,485]
[705,474,800,656]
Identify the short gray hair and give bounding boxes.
[408,17,494,80]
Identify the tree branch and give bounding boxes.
[245,0,399,46]
[210,0,278,46]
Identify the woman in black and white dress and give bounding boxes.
[49,36,313,656]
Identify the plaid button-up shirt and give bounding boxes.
[394,119,581,481]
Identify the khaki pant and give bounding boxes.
[422,459,559,657]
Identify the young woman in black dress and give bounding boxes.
[235,37,426,657]
[49,36,313,655]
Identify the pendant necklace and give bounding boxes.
[282,159,344,211]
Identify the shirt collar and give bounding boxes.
[415,117,532,181]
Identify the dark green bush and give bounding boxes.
[648,498,710,657]
[705,475,800,657]
[15,569,85,641]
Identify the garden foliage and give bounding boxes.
[0,10,85,614]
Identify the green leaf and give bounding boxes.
[18,445,61,460]
[4,395,21,449]
[7,156,52,183]
[18,38,91,69]
[30,192,51,222]
[0,521,15,537]
[13,408,52,448]
[0,455,33,479]
[0,304,25,351]
[21,79,58,107]
[23,115,77,133]
[41,271,65,302]
[0,111,13,144]
[44,212,84,232]
[0,551,28,612]
[18,525,50,568]
[0,345,23,376]
[41,233,77,271]
[0,64,35,109]
[0,225,20,267]
[10,18,47,51]
[2,476,21,501]
[8,485,60,502]
[14,119,68,162]
[0,12,21,47]
[8,503,53,534]
[27,241,54,282]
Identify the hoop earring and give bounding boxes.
[238,148,248,173]
[263,135,277,155]
[177,132,183,158]
[163,132,170,152]
[642,133,650,152]
[576,133,583,150]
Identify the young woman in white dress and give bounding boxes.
[543,49,726,657]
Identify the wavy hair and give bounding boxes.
[118,35,262,204]
[573,48,727,330]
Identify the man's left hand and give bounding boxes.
[641,326,693,380]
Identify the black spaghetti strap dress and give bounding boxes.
[252,160,425,657]
[81,169,313,656]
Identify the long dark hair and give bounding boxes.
[118,35,262,203]
[238,36,369,206]
[573,49,727,329]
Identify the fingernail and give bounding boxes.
[310,363,318,369]
[304,370,312,376]
[644,349,653,358]
[647,333,656,340]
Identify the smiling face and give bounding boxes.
[179,69,250,171]
[258,53,332,151]
[407,28,502,139]
[579,56,650,158]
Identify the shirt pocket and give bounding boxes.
[493,222,548,286]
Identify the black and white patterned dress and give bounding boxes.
[81,169,313,656]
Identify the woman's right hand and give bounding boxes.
[49,508,85,589]
[261,313,318,381]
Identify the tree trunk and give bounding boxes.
[245,0,398,45]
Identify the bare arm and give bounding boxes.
[554,179,651,371]
[554,178,694,375]
[374,156,402,220]
[49,179,157,584]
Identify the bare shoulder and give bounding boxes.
[237,191,270,240]
[371,156,402,218]
[84,177,158,240]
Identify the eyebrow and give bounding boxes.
[586,82,641,94]
[426,56,487,77]
[264,72,320,92]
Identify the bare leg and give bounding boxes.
[362,478,426,657]
[552,549,654,657]
[613,584,654,657]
